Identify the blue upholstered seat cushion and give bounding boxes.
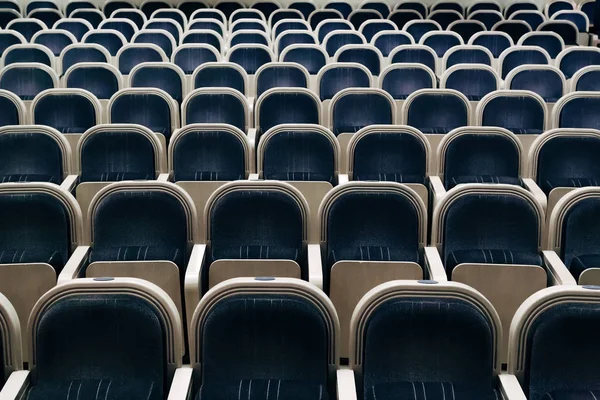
[197,379,328,400]
[541,390,600,400]
[56,127,94,134]
[0,248,63,271]
[352,173,425,184]
[267,172,333,182]
[366,382,501,400]
[541,178,600,195]
[27,378,161,400]
[89,246,184,266]
[211,245,301,261]
[570,255,600,280]
[507,128,544,135]
[0,174,58,183]
[82,172,153,182]
[447,249,542,272]
[416,127,453,134]
[329,246,420,265]
[449,175,522,188]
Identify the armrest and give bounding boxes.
[0,370,30,399]
[522,178,547,213]
[60,174,78,192]
[336,368,357,400]
[338,174,349,185]
[166,367,193,400]
[308,244,323,290]
[248,128,257,173]
[429,176,446,209]
[543,250,577,286]
[185,244,206,332]
[248,173,260,180]
[498,374,527,400]
[247,97,255,118]
[57,246,90,285]
[157,173,170,182]
[424,246,448,282]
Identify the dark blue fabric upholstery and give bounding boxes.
[324,2,352,18]
[72,10,103,28]
[0,67,54,101]
[430,11,462,29]
[134,32,174,58]
[27,294,168,400]
[558,97,600,129]
[110,93,172,141]
[309,10,344,29]
[524,302,600,400]
[65,1,95,16]
[561,197,600,279]
[80,130,156,183]
[103,0,134,17]
[362,2,389,18]
[349,10,382,30]
[0,95,21,127]
[472,33,512,57]
[513,12,545,30]
[539,21,578,45]
[289,1,316,19]
[89,190,188,270]
[277,32,316,54]
[56,21,90,41]
[434,2,463,14]
[450,21,486,42]
[182,32,221,52]
[361,21,395,42]
[442,192,542,276]
[522,34,563,58]
[494,21,531,43]
[262,129,335,184]
[407,93,468,134]
[319,66,370,101]
[174,47,219,74]
[0,131,63,184]
[505,2,538,17]
[481,95,545,134]
[85,32,124,56]
[34,93,97,134]
[0,32,23,57]
[131,67,184,103]
[252,2,279,19]
[270,10,302,27]
[406,22,439,42]
[225,21,262,33]
[560,50,600,79]
[0,1,19,12]
[423,33,461,57]
[101,20,135,41]
[113,9,145,29]
[332,93,392,135]
[66,66,119,100]
[146,21,180,43]
[536,136,600,195]
[446,48,492,67]
[256,66,307,98]
[140,1,170,17]
[10,21,43,42]
[317,21,352,43]
[4,47,51,67]
[0,11,18,29]
[575,70,600,91]
[352,130,427,183]
[194,66,245,93]
[62,46,109,71]
[325,32,363,57]
[153,10,186,29]
[555,12,588,32]
[281,46,327,75]
[0,192,72,273]
[178,1,208,18]
[501,49,549,78]
[274,21,308,40]
[470,11,503,30]
[189,21,223,36]
[185,91,246,132]
[118,47,163,74]
[391,48,436,73]
[257,91,319,141]
[34,33,72,56]
[172,129,246,182]
[509,69,564,102]
[388,11,420,30]
[548,1,575,16]
[381,67,433,100]
[29,10,61,29]
[196,293,331,400]
[228,47,272,74]
[445,68,497,101]
[373,32,412,56]
[443,133,521,189]
[230,32,269,46]
[361,296,497,400]
[395,1,427,17]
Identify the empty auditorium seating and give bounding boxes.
[63,62,122,108]
[441,64,499,101]
[518,31,564,58]
[0,63,58,103]
[32,88,101,134]
[60,43,111,74]
[442,45,494,70]
[192,61,247,94]
[31,29,75,57]
[389,44,437,73]
[379,64,436,112]
[0,90,25,126]
[403,88,470,134]
[556,47,600,79]
[477,90,547,135]
[182,87,249,132]
[254,61,309,97]
[571,65,600,91]
[553,92,600,130]
[279,44,328,75]
[83,29,127,56]
[172,44,220,75]
[371,30,414,56]
[129,62,186,103]
[539,19,579,45]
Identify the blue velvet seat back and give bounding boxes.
[256,66,308,98]
[555,12,587,32]
[141,1,169,18]
[282,47,326,75]
[0,67,54,101]
[278,32,316,54]
[309,10,344,29]
[451,21,486,42]
[482,95,545,134]
[494,22,530,43]
[178,1,208,18]
[198,293,330,399]
[362,3,389,18]
[85,32,124,56]
[31,11,61,28]
[274,21,308,40]
[560,197,600,278]
[103,1,134,17]
[146,21,180,43]
[381,67,433,100]
[258,92,318,139]
[318,22,352,43]
[252,3,279,19]
[0,95,20,126]
[270,10,301,27]
[332,93,392,135]
[472,33,512,57]
[435,2,463,13]
[289,1,316,19]
[325,32,363,57]
[513,12,545,30]
[91,190,188,269]
[521,35,563,58]
[575,70,600,91]
[28,294,167,400]
[111,93,172,141]
[389,12,419,29]
[324,2,352,18]
[442,193,540,275]
[4,48,51,67]
[446,48,492,67]
[505,2,538,16]
[362,22,394,42]
[0,1,19,12]
[536,136,600,194]
[0,132,63,183]
[395,2,427,17]
[188,21,223,36]
[172,129,246,182]
[471,12,503,30]
[101,21,135,41]
[185,92,245,132]
[509,70,564,102]
[390,48,436,74]
[153,11,186,29]
[524,302,600,400]
[182,32,221,52]
[352,131,427,183]
[232,22,264,33]
[194,67,244,94]
[548,1,574,16]
[55,21,90,41]
[113,10,145,29]
[558,97,600,129]
[443,134,520,188]
[407,93,468,134]
[0,11,18,29]
[230,32,269,46]
[10,22,43,42]
[63,46,109,71]
[470,2,501,12]
[35,33,72,56]
[349,11,381,30]
[423,33,461,57]
[373,33,412,56]
[406,22,438,42]
[0,192,71,273]
[0,33,23,57]
[262,130,335,183]
[560,50,600,79]
[80,131,156,183]
[361,296,496,398]
[539,22,578,45]
[319,67,370,101]
[131,67,183,103]
[72,10,103,28]
[119,47,164,75]
[135,33,174,58]
[34,93,97,134]
[337,48,381,75]
[229,47,272,74]
[66,67,119,100]
[174,47,219,74]
[580,1,594,22]
[501,50,548,78]
[430,11,461,29]
[445,69,497,101]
